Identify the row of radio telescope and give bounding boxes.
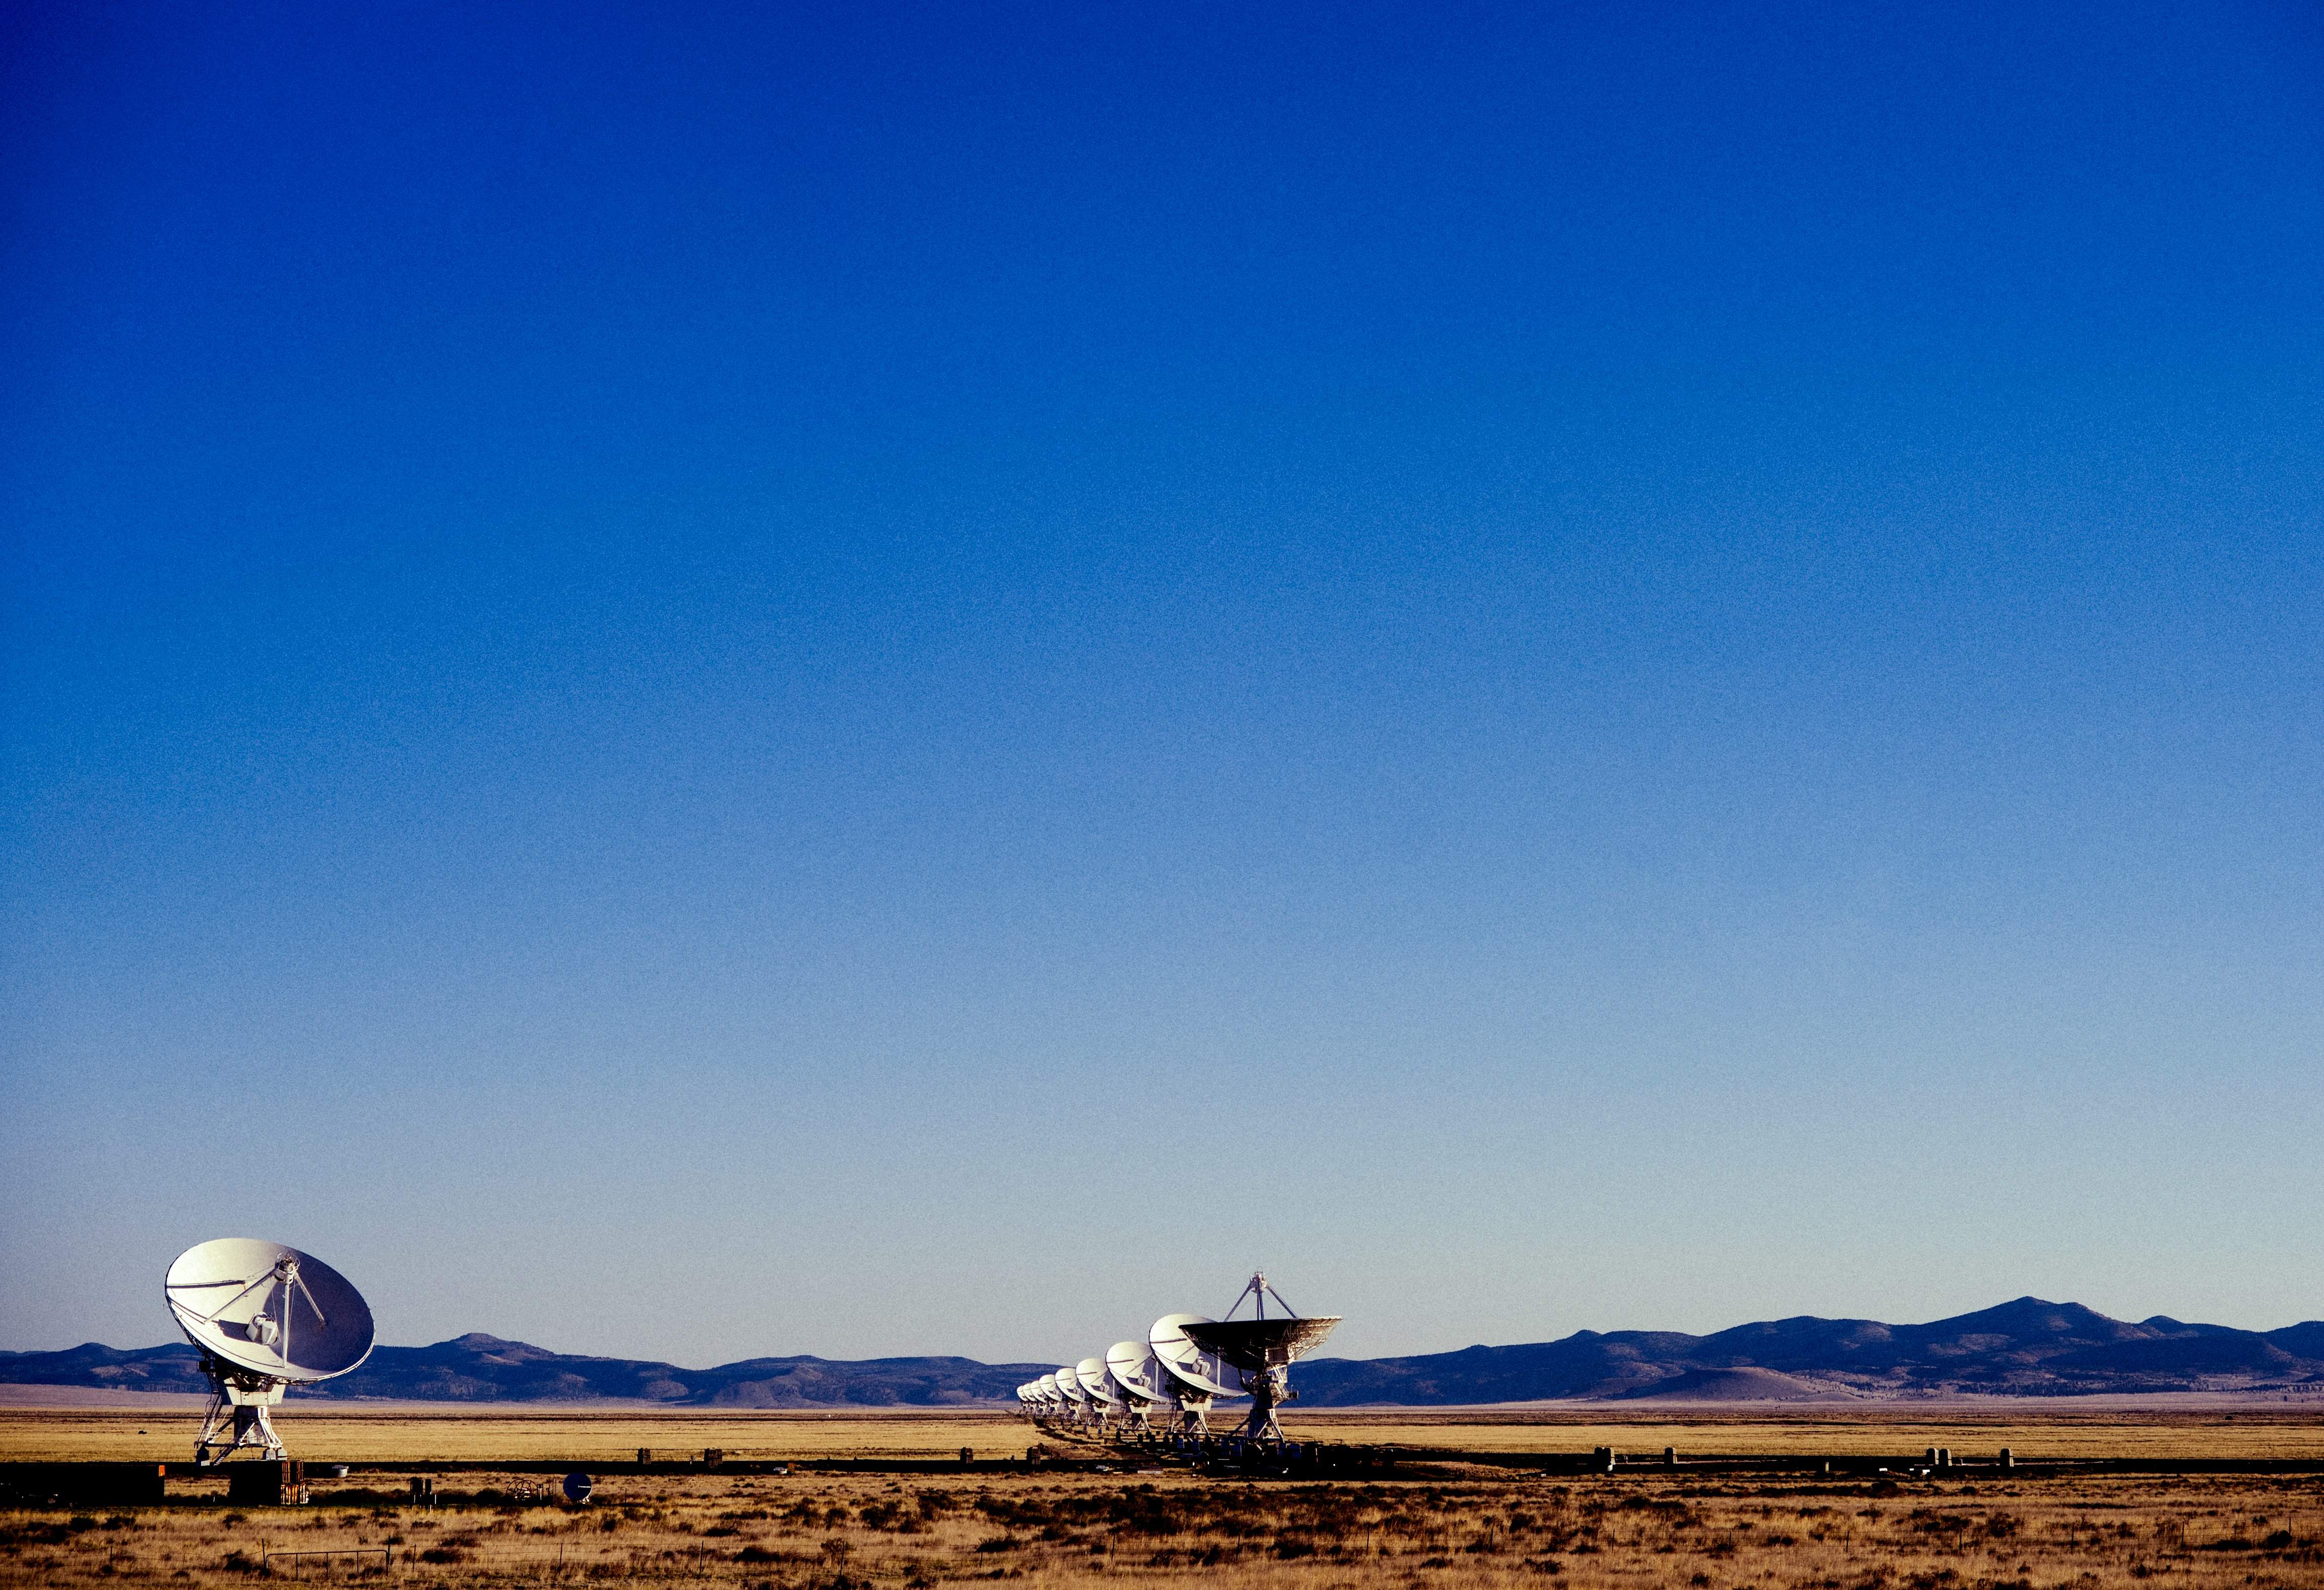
[1017,1272,1340,1451]
[158,1239,1339,1467]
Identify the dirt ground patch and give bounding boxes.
[4,1463,2319,1589]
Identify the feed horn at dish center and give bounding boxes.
[1019,1270,1339,1458]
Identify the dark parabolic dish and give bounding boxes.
[1178,1316,1342,1372]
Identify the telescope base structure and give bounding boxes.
[1225,1367,1292,1450]
[195,1360,290,1466]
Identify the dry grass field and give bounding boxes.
[0,1405,1035,1466]
[1290,1409,2324,1465]
[5,1402,2323,1587]
[5,1401,2321,1466]
[4,1460,2319,1589]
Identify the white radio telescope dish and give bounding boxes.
[167,1239,373,1381]
[1106,1339,1167,1402]
[1053,1363,1089,1428]
[1078,1356,1124,1409]
[1179,1270,1340,1449]
[1104,1338,1168,1434]
[164,1238,375,1465]
[1150,1313,1236,1396]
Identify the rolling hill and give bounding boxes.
[1290,1297,2324,1402]
[0,1334,1050,1406]
[5,1298,2316,1405]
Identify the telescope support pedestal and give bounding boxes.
[1229,1366,1290,1448]
[195,1364,288,1465]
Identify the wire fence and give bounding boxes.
[260,1544,394,1579]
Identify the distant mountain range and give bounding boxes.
[0,1335,1049,1407]
[5,1298,2317,1406]
[1292,1298,2324,1403]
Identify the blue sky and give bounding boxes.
[4,0,2319,1369]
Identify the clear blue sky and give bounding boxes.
[4,0,2318,1370]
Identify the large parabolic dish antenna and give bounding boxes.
[166,1240,374,1381]
[164,1239,375,1465]
[1106,1340,1167,1403]
[1149,1312,1236,1438]
[1105,1339,1169,1432]
[1054,1363,1091,1427]
[1150,1314,1236,1396]
[1178,1271,1339,1449]
[1176,1316,1341,1372]
[1078,1356,1125,1411]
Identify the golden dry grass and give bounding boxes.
[1287,1409,2324,1464]
[0,1406,1034,1465]
[4,1464,2320,1589]
[6,1403,2321,1465]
